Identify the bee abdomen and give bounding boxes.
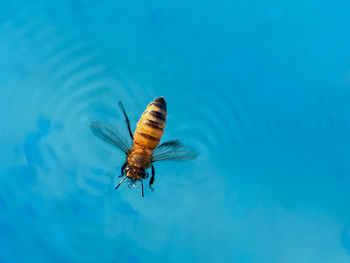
[134,97,167,150]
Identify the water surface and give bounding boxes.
[1,1,350,262]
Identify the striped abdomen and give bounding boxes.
[133,97,167,150]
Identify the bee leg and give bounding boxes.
[118,101,134,140]
[149,165,155,191]
[140,180,144,197]
[116,176,127,190]
[118,162,127,177]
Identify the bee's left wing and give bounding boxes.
[152,139,198,162]
[89,121,132,154]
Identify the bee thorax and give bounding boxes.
[127,148,152,169]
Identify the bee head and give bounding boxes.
[125,165,146,180]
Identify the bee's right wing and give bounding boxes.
[89,121,132,154]
[152,139,198,162]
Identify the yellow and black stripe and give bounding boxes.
[133,97,167,150]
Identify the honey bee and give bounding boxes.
[89,97,197,197]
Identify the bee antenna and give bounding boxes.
[115,176,127,190]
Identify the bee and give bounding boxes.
[89,97,197,197]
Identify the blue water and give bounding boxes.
[1,1,350,262]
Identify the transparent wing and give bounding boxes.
[89,121,131,154]
[152,139,198,162]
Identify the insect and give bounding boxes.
[89,97,198,197]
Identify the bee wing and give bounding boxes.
[89,121,131,154]
[152,139,198,162]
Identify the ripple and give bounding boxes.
[1,2,226,199]
[171,89,242,167]
[1,0,243,233]
[32,50,135,197]
[0,3,130,198]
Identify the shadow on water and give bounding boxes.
[22,117,51,179]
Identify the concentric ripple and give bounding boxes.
[170,87,244,169]
[2,1,350,263]
[2,2,246,200]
